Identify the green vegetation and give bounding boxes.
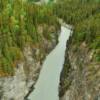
[54,0,100,62]
[0,0,100,76]
[0,0,58,76]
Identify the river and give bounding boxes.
[28,26,71,100]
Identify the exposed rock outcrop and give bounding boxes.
[0,31,58,100]
[60,36,100,100]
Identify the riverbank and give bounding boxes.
[0,32,58,100]
[60,34,100,99]
[28,25,71,100]
[55,0,100,99]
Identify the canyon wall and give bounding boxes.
[0,26,59,100]
[60,36,100,100]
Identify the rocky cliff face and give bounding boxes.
[60,36,100,100]
[0,31,58,100]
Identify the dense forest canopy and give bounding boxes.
[0,0,58,76]
[0,0,100,76]
[54,0,100,61]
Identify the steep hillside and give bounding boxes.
[0,0,60,99]
[0,0,100,99]
[54,0,100,99]
[0,0,59,76]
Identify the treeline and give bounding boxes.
[54,0,100,61]
[54,0,100,24]
[0,0,58,76]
